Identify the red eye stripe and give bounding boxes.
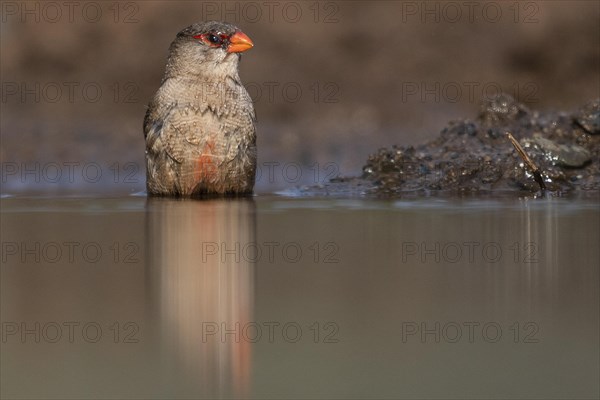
[193,33,229,47]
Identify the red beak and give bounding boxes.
[227,31,254,53]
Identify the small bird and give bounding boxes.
[144,21,256,196]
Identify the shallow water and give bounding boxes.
[1,195,599,399]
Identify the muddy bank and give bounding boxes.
[294,95,599,197]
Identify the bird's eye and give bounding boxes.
[193,32,226,47]
[208,34,221,44]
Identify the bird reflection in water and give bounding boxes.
[145,197,255,397]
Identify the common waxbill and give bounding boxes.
[144,21,256,196]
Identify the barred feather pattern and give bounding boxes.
[144,22,256,197]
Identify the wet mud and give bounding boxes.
[297,95,599,197]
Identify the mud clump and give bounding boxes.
[293,95,600,197]
[349,94,599,196]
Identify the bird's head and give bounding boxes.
[165,21,254,81]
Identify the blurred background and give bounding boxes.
[2,3,599,398]
[1,0,599,193]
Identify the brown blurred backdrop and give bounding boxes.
[1,0,598,192]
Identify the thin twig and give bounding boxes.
[506,132,546,191]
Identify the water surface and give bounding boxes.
[1,195,598,399]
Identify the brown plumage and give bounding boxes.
[144,21,256,196]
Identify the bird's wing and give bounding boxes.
[162,108,207,164]
[144,101,174,151]
[145,104,204,164]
